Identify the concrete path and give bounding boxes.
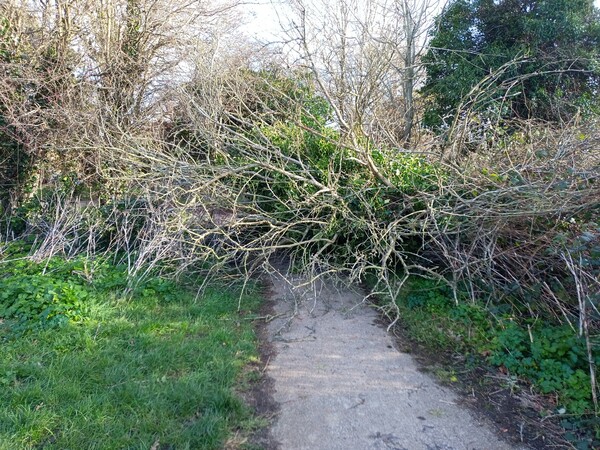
[264,271,521,450]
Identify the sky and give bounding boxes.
[243,0,600,41]
[242,1,287,41]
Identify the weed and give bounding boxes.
[391,276,599,445]
[490,323,596,415]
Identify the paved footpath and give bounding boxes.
[264,271,523,450]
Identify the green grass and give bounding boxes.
[0,253,262,449]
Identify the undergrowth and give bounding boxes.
[391,277,600,448]
[0,242,263,449]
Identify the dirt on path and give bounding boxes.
[259,270,525,450]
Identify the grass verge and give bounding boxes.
[0,248,263,449]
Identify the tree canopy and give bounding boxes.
[421,0,600,128]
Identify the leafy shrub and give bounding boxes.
[137,276,180,303]
[0,255,98,333]
[397,278,494,352]
[0,273,90,331]
[0,241,189,337]
[249,112,444,265]
[0,251,125,334]
[372,149,443,195]
[490,323,596,415]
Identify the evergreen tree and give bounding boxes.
[421,0,600,128]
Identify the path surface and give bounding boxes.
[264,271,521,450]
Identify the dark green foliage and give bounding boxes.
[561,415,600,449]
[0,114,29,211]
[0,245,195,336]
[0,6,79,211]
[421,0,484,127]
[394,277,598,420]
[396,278,494,352]
[250,118,442,263]
[491,324,595,414]
[422,0,600,127]
[0,271,90,332]
[0,252,121,335]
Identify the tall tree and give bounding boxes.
[421,0,600,128]
[285,0,438,155]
